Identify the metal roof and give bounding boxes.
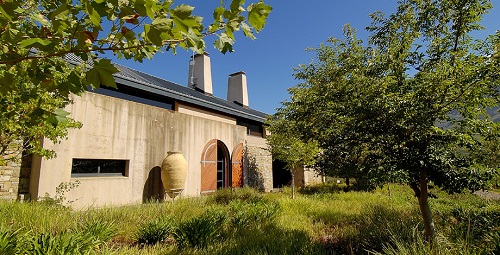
[64,54,268,123]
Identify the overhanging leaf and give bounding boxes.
[18,38,52,48]
[247,2,271,32]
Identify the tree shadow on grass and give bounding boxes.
[318,203,422,254]
[208,224,329,255]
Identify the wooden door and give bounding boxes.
[231,143,244,187]
[201,140,217,192]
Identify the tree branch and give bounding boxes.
[0,40,185,65]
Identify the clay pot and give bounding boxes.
[161,151,187,198]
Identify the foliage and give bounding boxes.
[0,63,82,164]
[134,217,172,245]
[268,0,500,241]
[173,209,226,249]
[0,0,271,164]
[356,204,421,253]
[266,116,320,198]
[209,187,263,205]
[27,218,116,255]
[78,218,117,247]
[448,204,500,253]
[266,119,319,171]
[298,182,343,195]
[0,225,21,255]
[40,180,81,207]
[227,199,280,229]
[1,186,498,254]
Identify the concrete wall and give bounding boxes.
[30,92,249,209]
[176,102,236,125]
[293,166,324,187]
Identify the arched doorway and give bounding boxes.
[231,143,244,188]
[201,139,230,193]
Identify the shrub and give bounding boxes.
[355,204,421,253]
[25,218,116,254]
[134,217,172,245]
[0,225,21,255]
[299,182,343,195]
[173,209,226,249]
[209,187,263,205]
[79,218,116,246]
[448,205,500,252]
[28,232,95,255]
[482,228,500,254]
[228,200,280,229]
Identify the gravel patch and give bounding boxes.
[474,190,500,200]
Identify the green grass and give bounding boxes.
[0,184,499,254]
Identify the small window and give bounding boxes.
[236,119,264,138]
[71,159,128,177]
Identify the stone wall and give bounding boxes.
[0,144,31,201]
[245,145,273,192]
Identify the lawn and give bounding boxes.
[0,184,499,254]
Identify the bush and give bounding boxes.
[209,187,263,205]
[448,205,500,253]
[25,218,116,254]
[173,209,226,249]
[356,204,421,252]
[299,183,343,195]
[483,228,500,254]
[134,217,172,245]
[79,218,116,246]
[228,200,280,230]
[0,225,21,255]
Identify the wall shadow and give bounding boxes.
[246,153,265,191]
[272,159,291,188]
[143,166,165,203]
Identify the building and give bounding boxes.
[0,54,322,208]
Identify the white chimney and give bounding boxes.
[188,53,213,95]
[227,71,248,107]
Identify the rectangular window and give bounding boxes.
[237,119,264,138]
[90,85,174,110]
[71,159,128,177]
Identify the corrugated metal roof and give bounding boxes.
[113,64,268,123]
[65,54,268,123]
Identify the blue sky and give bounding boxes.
[106,1,500,114]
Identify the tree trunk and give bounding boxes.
[346,177,350,191]
[416,170,436,243]
[291,173,295,199]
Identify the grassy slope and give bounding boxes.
[0,185,499,254]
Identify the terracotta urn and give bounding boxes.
[161,151,188,198]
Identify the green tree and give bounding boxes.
[0,0,271,164]
[266,115,319,199]
[270,0,500,242]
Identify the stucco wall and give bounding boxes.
[30,92,249,209]
[176,102,236,125]
[293,166,324,187]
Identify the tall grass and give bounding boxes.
[0,184,498,254]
